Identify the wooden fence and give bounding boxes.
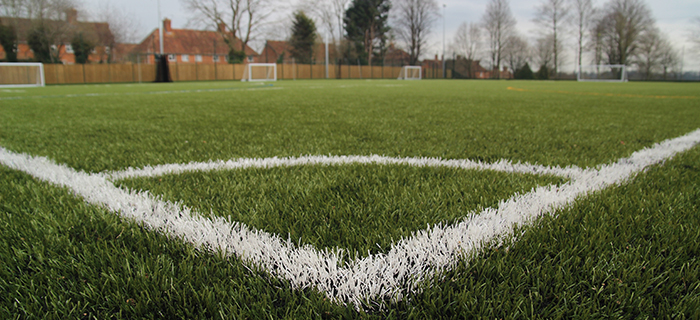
[42,63,451,85]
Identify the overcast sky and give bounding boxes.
[84,0,699,71]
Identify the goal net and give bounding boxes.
[241,63,277,82]
[578,65,627,82]
[0,63,45,87]
[397,66,422,80]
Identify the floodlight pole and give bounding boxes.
[325,34,329,79]
[442,4,446,79]
[158,0,164,55]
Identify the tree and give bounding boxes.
[659,42,679,80]
[289,11,317,63]
[569,0,596,68]
[453,22,481,78]
[299,0,349,51]
[0,23,17,61]
[344,0,391,65]
[594,0,654,66]
[503,34,529,78]
[392,0,439,65]
[2,0,80,63]
[534,34,555,79]
[635,27,662,80]
[533,0,569,78]
[514,62,534,79]
[691,17,700,57]
[182,0,275,63]
[71,32,93,64]
[27,24,53,62]
[481,0,516,78]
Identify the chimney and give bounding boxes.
[217,22,226,33]
[163,18,172,33]
[66,8,78,24]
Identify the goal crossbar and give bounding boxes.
[0,62,45,87]
[577,64,627,82]
[241,63,277,82]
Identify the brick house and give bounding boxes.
[0,9,114,64]
[131,19,258,65]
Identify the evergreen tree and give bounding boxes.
[514,62,534,79]
[289,11,317,64]
[27,25,53,63]
[344,0,391,65]
[71,33,94,64]
[0,24,18,62]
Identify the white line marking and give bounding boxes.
[105,155,585,181]
[1,128,698,308]
[0,85,281,101]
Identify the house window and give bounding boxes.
[182,54,189,62]
[195,55,202,62]
[105,46,110,54]
[168,54,176,62]
[213,55,219,62]
[247,55,254,62]
[65,44,74,54]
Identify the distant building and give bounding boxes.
[257,40,340,64]
[131,19,258,64]
[0,9,114,64]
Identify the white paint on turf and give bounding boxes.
[1,128,699,308]
[105,154,586,181]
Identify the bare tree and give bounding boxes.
[503,33,529,76]
[659,41,679,80]
[594,0,654,66]
[392,0,439,65]
[299,0,349,47]
[533,0,569,78]
[635,27,664,80]
[691,17,700,56]
[182,0,275,61]
[93,2,141,45]
[569,0,595,69]
[534,34,555,78]
[453,21,481,78]
[481,0,516,78]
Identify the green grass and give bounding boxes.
[1,80,698,172]
[116,164,564,259]
[1,79,699,318]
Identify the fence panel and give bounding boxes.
[84,64,109,83]
[110,64,134,83]
[38,62,449,85]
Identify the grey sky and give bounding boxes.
[85,0,699,71]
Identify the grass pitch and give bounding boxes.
[1,79,699,318]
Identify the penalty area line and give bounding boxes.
[0,128,698,308]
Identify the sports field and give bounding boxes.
[1,79,699,318]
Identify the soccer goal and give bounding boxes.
[241,63,277,82]
[397,66,422,80]
[577,65,627,82]
[0,62,45,87]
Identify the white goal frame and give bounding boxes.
[0,62,45,87]
[241,63,277,82]
[397,66,422,80]
[577,64,627,82]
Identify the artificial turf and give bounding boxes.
[1,79,699,318]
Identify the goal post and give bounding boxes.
[397,66,422,80]
[241,63,277,82]
[577,65,627,82]
[0,62,45,87]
